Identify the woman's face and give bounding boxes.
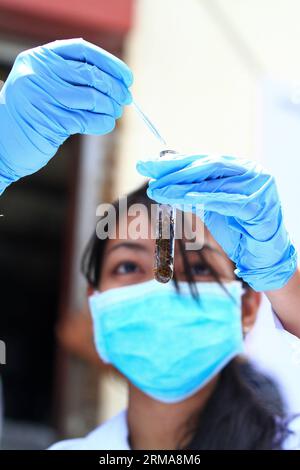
[99,211,235,292]
[97,210,260,331]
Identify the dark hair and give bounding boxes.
[182,359,290,449]
[82,184,291,450]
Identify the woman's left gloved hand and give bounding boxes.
[137,154,297,292]
[0,38,133,194]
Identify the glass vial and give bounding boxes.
[154,149,177,283]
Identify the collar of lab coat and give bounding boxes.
[48,410,130,450]
[49,405,300,450]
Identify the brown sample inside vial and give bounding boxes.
[154,213,175,283]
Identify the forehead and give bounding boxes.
[104,210,227,257]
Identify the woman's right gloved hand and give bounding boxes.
[0,38,133,194]
[137,154,297,292]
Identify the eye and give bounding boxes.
[190,262,211,277]
[114,261,140,275]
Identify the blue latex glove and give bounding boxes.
[137,154,297,292]
[0,38,133,194]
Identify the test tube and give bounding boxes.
[154,149,177,283]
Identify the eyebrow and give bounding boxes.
[106,241,150,255]
[107,242,223,255]
[185,243,223,256]
[200,244,224,255]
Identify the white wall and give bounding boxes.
[115,0,260,196]
[116,0,300,244]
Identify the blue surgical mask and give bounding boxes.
[89,279,244,403]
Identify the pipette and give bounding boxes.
[132,99,167,146]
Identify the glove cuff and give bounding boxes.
[0,99,25,189]
[235,242,298,292]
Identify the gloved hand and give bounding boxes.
[0,38,133,193]
[137,154,297,292]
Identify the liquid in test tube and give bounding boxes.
[154,150,177,283]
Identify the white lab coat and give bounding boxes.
[49,410,130,450]
[245,294,300,417]
[49,408,300,450]
[49,294,300,450]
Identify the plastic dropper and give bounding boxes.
[132,100,167,146]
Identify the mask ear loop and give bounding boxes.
[234,273,248,295]
[89,289,101,299]
[227,279,247,305]
[241,285,247,295]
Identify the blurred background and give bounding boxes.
[0,0,300,449]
